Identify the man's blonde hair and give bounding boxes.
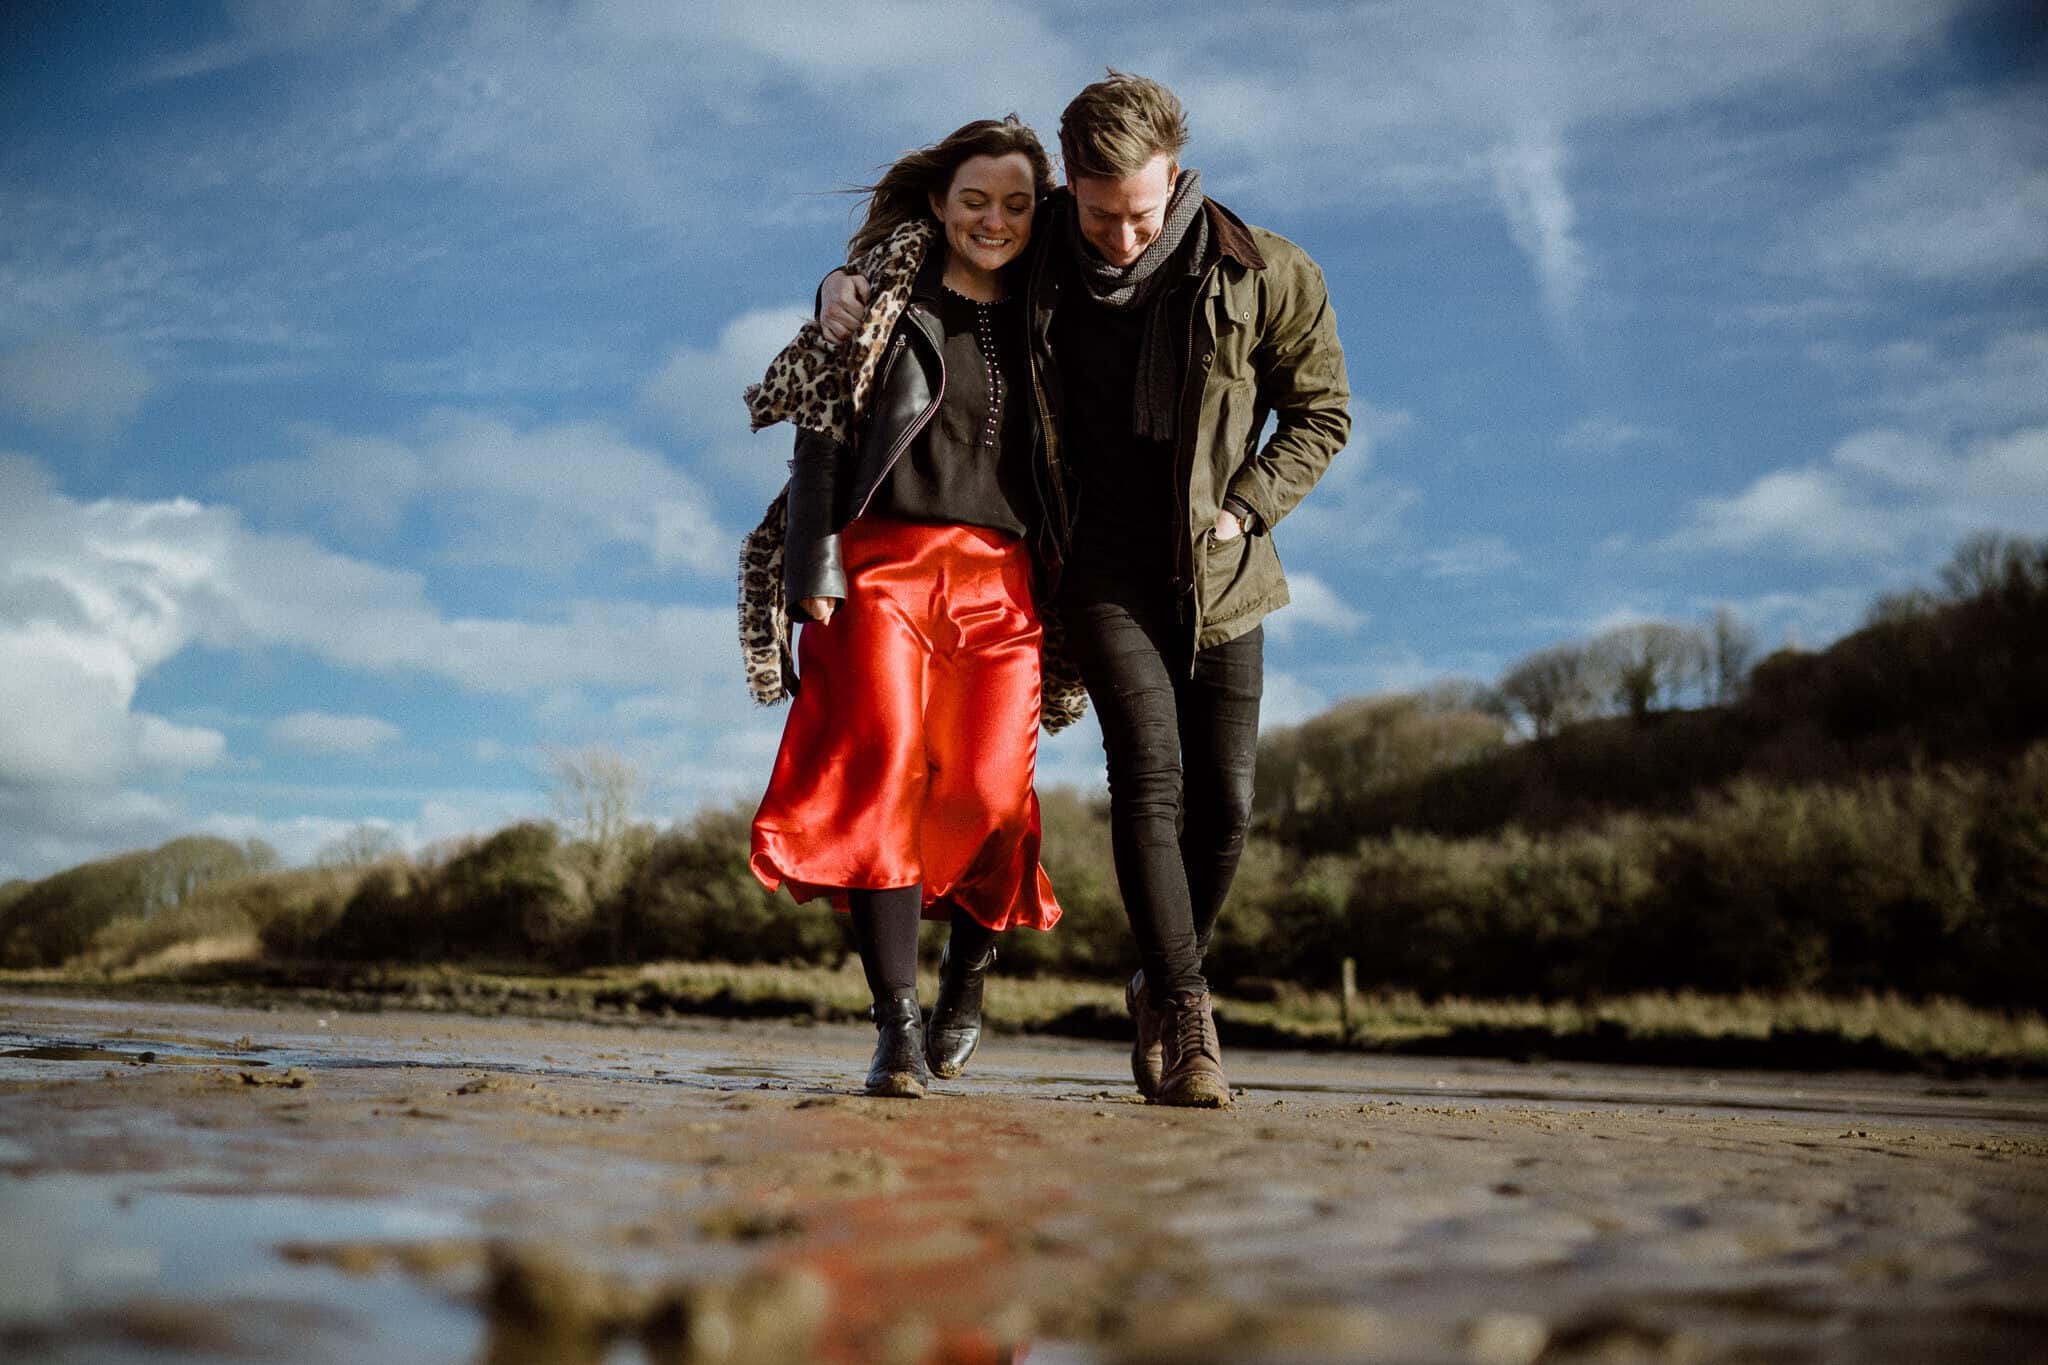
[1058,69,1189,181]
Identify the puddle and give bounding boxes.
[3,1046,265,1067]
[0,1169,479,1362]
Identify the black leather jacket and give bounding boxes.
[783,278,1066,619]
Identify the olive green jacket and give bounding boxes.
[1026,192,1352,657]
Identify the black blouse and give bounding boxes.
[866,262,1036,539]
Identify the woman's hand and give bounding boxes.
[1212,507,1244,542]
[818,270,872,345]
[799,596,839,624]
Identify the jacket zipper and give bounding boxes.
[851,313,946,520]
[1173,264,1221,656]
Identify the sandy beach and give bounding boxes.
[3,990,2045,1363]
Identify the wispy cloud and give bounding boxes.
[0,333,156,442]
[130,0,426,84]
[267,711,402,756]
[1802,90,2048,285]
[1264,572,1369,644]
[1425,537,1521,579]
[1558,415,1655,455]
[1669,424,2048,561]
[225,410,728,574]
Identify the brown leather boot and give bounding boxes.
[1154,989,1231,1108]
[1125,969,1163,1098]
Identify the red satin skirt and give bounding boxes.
[749,516,1062,932]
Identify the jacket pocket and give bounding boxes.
[1198,527,1283,635]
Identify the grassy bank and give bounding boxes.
[6,959,2045,1078]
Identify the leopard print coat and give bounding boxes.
[737,221,1088,734]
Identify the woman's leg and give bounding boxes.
[927,900,1002,1078]
[847,885,923,1007]
[944,902,1001,965]
[847,884,929,1098]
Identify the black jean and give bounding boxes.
[1058,588,1262,1004]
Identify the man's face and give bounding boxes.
[1069,152,1176,268]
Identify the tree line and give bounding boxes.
[5,531,2045,1011]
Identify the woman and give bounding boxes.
[743,117,1069,1098]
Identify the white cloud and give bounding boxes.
[1701,585,1877,655]
[3,461,744,791]
[225,410,727,574]
[641,307,818,504]
[1277,399,1420,557]
[1,479,226,789]
[1866,328,2048,432]
[641,308,813,439]
[1804,91,2048,285]
[1,460,763,876]
[1559,415,1655,454]
[226,432,422,538]
[1424,536,1521,579]
[1258,670,1331,731]
[1265,572,1368,643]
[1491,124,1587,335]
[0,784,182,883]
[0,334,157,442]
[1672,467,1900,559]
[267,711,403,756]
[1669,424,2048,561]
[196,787,536,870]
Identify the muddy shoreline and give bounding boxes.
[6,967,2041,1079]
[4,991,2047,1363]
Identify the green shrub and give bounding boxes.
[604,806,845,966]
[0,836,269,968]
[85,898,258,971]
[1972,742,2048,1008]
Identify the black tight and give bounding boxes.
[848,886,922,1002]
[1058,589,1262,1006]
[847,890,1002,1006]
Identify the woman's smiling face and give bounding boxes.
[929,152,1037,280]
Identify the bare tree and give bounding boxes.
[545,745,648,899]
[1706,605,1758,705]
[1939,530,2048,601]
[1590,622,1709,720]
[315,824,402,869]
[1498,644,1599,740]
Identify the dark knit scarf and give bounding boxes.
[1063,167,1209,442]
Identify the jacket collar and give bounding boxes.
[1201,197,1266,271]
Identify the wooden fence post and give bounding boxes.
[1340,956,1358,1043]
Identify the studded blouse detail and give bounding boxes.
[866,272,1036,540]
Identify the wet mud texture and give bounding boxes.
[3,993,2046,1364]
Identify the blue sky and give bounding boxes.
[3,1,2045,879]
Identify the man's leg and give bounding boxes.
[1178,625,1264,959]
[1057,594,1205,1001]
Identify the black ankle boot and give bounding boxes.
[865,993,930,1098]
[926,941,996,1079]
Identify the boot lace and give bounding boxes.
[1168,996,1216,1062]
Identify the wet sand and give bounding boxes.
[3,992,2045,1364]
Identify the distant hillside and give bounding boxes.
[1259,536,2048,852]
[0,836,275,968]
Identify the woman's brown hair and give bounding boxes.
[847,115,1056,261]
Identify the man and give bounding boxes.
[819,72,1351,1106]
